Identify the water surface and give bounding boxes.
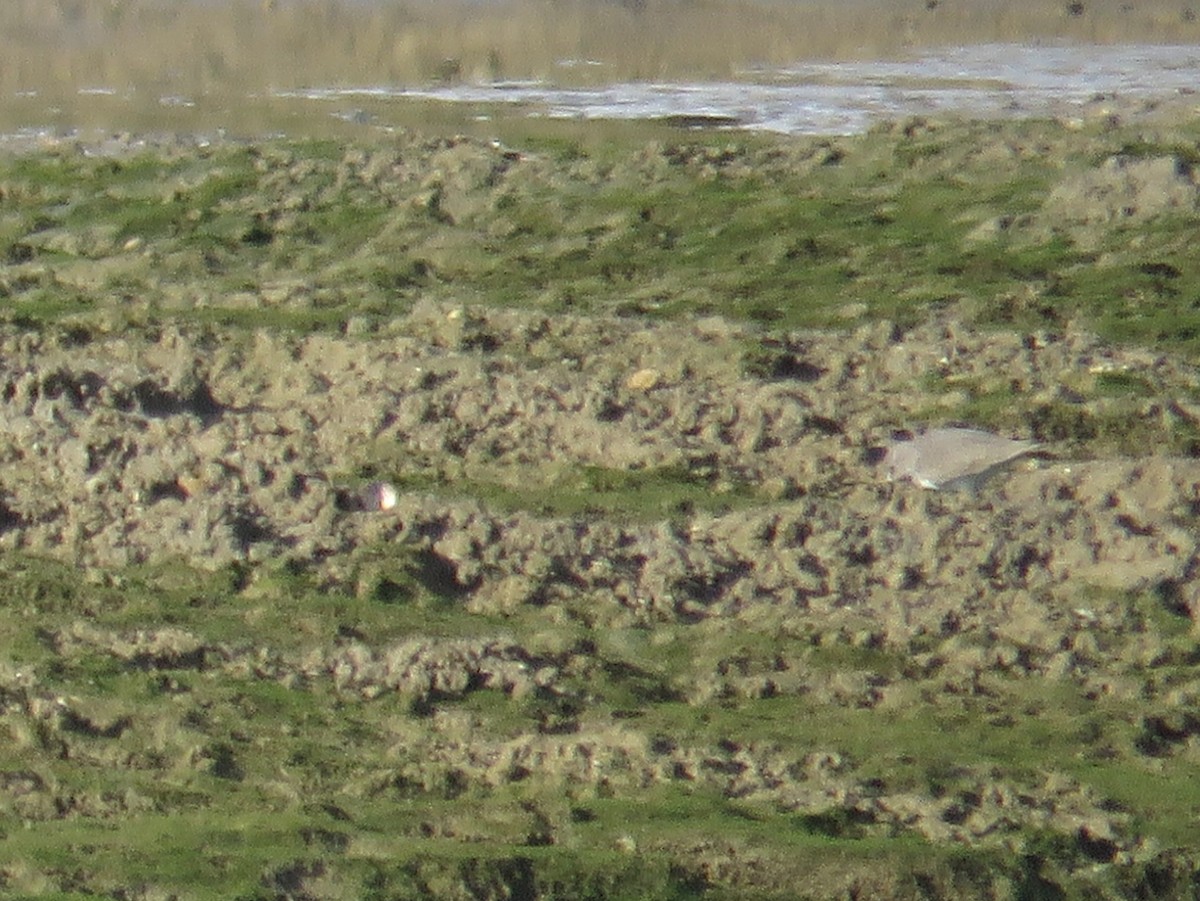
[281,43,1200,135]
[5,42,1199,146]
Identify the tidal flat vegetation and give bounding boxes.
[3,111,1200,898]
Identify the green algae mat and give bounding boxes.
[4,112,1200,899]
[6,115,1200,351]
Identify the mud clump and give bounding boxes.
[1043,154,1200,226]
[1,306,1197,637]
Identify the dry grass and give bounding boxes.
[4,0,1200,98]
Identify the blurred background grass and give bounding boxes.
[5,0,1200,101]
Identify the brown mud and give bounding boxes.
[3,304,1198,611]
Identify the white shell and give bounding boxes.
[361,480,398,511]
[882,427,1041,491]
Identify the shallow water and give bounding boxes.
[280,43,1200,135]
[5,42,1200,146]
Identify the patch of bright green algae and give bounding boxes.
[3,114,1200,356]
[1,550,1200,897]
[351,460,768,522]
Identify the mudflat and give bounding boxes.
[3,103,1200,899]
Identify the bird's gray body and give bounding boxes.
[882,427,1041,491]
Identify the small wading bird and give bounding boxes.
[873,427,1042,491]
